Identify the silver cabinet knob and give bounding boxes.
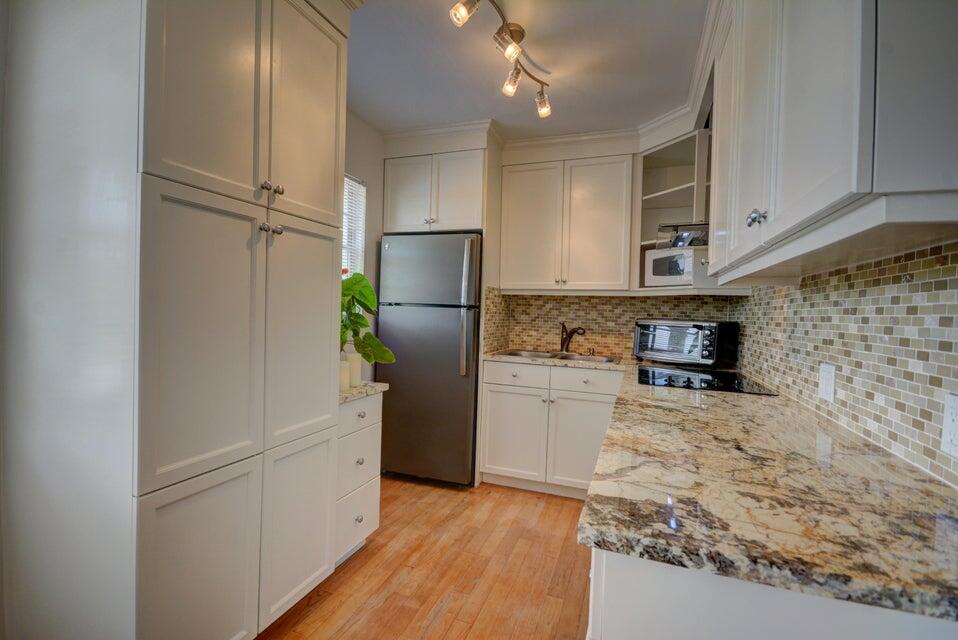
[583,378,590,384]
[700,258,709,266]
[541,397,547,403]
[511,372,518,378]
[273,184,285,195]
[271,225,285,235]
[423,218,431,224]
[429,218,436,223]
[549,398,555,403]
[259,222,272,232]
[745,209,768,227]
[356,457,365,466]
[260,180,272,191]
[555,278,560,284]
[355,514,364,524]
[561,278,567,283]
[357,410,366,419]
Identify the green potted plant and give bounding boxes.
[341,272,394,390]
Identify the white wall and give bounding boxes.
[0,1,139,638]
[344,110,386,380]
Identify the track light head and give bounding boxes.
[449,0,480,27]
[535,88,552,118]
[502,65,521,97]
[493,23,525,63]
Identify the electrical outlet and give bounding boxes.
[943,392,958,458]
[818,362,835,402]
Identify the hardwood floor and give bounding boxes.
[259,475,592,640]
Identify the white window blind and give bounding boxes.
[342,174,366,276]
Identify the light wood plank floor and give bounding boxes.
[259,475,591,640]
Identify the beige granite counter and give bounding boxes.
[483,351,630,372]
[577,366,958,621]
[339,381,388,404]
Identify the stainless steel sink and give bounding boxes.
[497,349,561,358]
[555,353,619,363]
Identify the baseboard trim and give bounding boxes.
[481,473,588,499]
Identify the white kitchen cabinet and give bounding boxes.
[500,161,564,290]
[764,0,873,244]
[384,155,433,232]
[142,0,345,228]
[334,392,383,563]
[259,430,336,631]
[141,0,270,206]
[136,456,263,640]
[547,390,617,490]
[384,149,486,233]
[562,156,633,290]
[336,476,381,560]
[431,149,485,231]
[725,0,778,263]
[137,176,267,495]
[268,0,346,227]
[481,383,550,481]
[264,211,340,449]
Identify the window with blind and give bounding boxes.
[342,175,366,276]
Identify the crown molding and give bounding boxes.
[503,127,640,150]
[384,118,495,141]
[384,119,499,158]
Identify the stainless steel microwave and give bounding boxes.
[633,320,739,367]
[644,246,715,288]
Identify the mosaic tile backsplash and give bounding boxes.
[482,241,958,486]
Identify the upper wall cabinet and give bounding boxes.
[384,149,485,233]
[142,0,345,228]
[710,0,958,282]
[500,156,632,291]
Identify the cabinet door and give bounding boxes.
[500,162,563,290]
[431,149,485,231]
[384,155,433,232]
[765,0,873,243]
[480,383,549,481]
[268,0,346,227]
[138,176,266,495]
[708,3,741,274]
[142,0,269,206]
[264,211,340,449]
[726,0,778,263]
[546,390,616,489]
[259,430,336,631]
[136,456,262,640]
[562,156,632,290]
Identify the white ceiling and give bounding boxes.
[346,0,709,140]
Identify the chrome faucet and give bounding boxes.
[560,322,586,353]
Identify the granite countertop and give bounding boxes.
[483,351,631,372]
[577,366,958,621]
[339,381,388,404]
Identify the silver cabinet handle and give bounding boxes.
[423,218,430,224]
[746,209,768,227]
[259,222,272,232]
[541,397,547,403]
[271,225,285,235]
[561,278,567,283]
[549,398,555,403]
[273,184,285,195]
[260,180,272,191]
[429,217,437,223]
[356,457,365,466]
[355,514,364,524]
[357,410,366,419]
[511,371,518,378]
[700,258,709,266]
[554,278,560,284]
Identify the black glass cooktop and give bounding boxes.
[637,364,777,396]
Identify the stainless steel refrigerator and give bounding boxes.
[375,232,481,485]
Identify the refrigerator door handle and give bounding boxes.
[460,237,472,306]
[459,307,468,376]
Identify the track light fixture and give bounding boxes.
[447,0,553,118]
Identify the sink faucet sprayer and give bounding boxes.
[560,322,586,353]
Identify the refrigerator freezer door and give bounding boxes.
[379,233,481,306]
[376,305,478,484]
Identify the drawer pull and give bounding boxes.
[355,514,364,524]
[356,457,365,466]
[511,371,518,378]
[583,378,590,384]
[357,410,366,419]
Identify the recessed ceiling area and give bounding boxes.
[346,0,709,140]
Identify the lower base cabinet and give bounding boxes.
[258,429,337,631]
[335,393,384,562]
[480,362,621,491]
[136,456,263,640]
[336,477,381,559]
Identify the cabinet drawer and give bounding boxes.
[335,477,380,559]
[337,394,382,438]
[337,423,381,499]
[550,367,623,395]
[482,361,550,388]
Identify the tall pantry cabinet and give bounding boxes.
[0,1,351,639]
